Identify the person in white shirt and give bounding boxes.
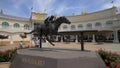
[34,37,39,47]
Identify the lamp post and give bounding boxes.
[80,32,84,51]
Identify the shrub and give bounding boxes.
[0,45,35,62]
[97,49,120,68]
[0,50,14,62]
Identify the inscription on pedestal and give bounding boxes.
[22,58,45,66]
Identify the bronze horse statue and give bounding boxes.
[24,16,71,47]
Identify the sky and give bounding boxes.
[0,0,120,18]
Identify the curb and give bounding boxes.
[0,62,10,64]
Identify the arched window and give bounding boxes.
[78,24,83,28]
[2,22,9,28]
[24,24,29,30]
[106,20,113,26]
[71,25,75,29]
[86,23,92,28]
[14,23,20,28]
[63,25,67,29]
[95,22,101,27]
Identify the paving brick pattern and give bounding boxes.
[0,42,120,68]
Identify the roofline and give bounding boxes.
[0,13,30,21]
[66,6,117,17]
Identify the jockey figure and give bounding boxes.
[44,15,56,26]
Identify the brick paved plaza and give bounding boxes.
[0,42,120,68]
[1,42,120,53]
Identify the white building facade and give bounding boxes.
[0,7,120,45]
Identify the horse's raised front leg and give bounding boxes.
[45,35,55,46]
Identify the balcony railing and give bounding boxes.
[59,22,120,32]
[0,25,33,33]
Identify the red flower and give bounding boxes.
[114,64,118,68]
[106,66,110,68]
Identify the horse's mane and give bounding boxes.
[54,16,65,22]
[56,16,65,20]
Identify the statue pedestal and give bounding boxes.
[10,48,106,68]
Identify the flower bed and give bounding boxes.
[0,45,35,62]
[97,49,120,68]
[1,46,120,68]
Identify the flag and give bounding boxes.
[0,9,3,14]
[44,9,47,12]
[31,7,33,10]
[111,1,114,3]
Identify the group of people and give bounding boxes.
[19,38,40,48]
[19,39,39,48]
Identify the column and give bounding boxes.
[92,34,95,42]
[56,35,58,41]
[10,35,13,44]
[10,41,13,44]
[113,30,119,43]
[0,24,1,28]
[22,26,24,30]
[30,35,33,46]
[61,35,63,42]
[75,35,78,43]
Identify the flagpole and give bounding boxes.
[111,1,114,7]
[30,7,33,46]
[30,7,33,28]
[44,9,47,13]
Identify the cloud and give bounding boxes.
[3,0,119,18]
[102,0,120,9]
[13,0,24,9]
[54,4,67,15]
[4,0,33,17]
[32,0,84,16]
[33,0,56,12]
[12,0,30,9]
[54,6,84,15]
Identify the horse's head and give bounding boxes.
[59,16,71,24]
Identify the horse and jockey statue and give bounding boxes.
[24,15,71,48]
